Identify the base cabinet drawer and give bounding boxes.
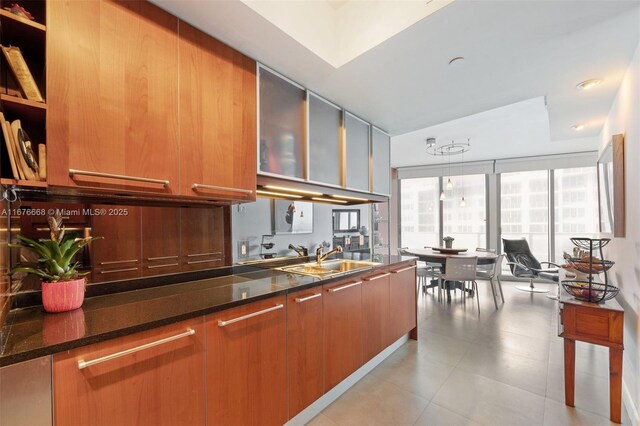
[323,278,363,391]
[389,264,417,341]
[362,271,391,362]
[205,296,287,426]
[52,318,205,426]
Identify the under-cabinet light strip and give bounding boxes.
[264,185,323,196]
[332,194,368,202]
[311,197,348,204]
[256,190,303,199]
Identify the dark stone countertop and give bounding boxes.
[0,254,416,367]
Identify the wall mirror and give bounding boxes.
[597,134,625,237]
[332,209,360,233]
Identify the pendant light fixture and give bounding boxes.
[426,137,472,202]
[459,141,467,207]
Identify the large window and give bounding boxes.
[500,170,549,263]
[553,167,599,262]
[400,177,439,248]
[443,174,486,249]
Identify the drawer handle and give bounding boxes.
[77,328,195,370]
[69,169,169,188]
[391,265,417,274]
[100,267,138,274]
[218,304,284,327]
[36,226,87,232]
[295,293,322,303]
[363,272,391,281]
[147,256,178,261]
[187,252,221,258]
[146,263,179,269]
[192,183,253,195]
[328,281,362,293]
[99,259,138,266]
[187,258,221,265]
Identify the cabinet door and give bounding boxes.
[287,289,324,418]
[372,127,391,195]
[259,67,306,179]
[179,22,256,201]
[362,271,391,361]
[323,278,363,391]
[389,263,417,341]
[47,0,179,194]
[141,206,180,276]
[344,112,370,192]
[308,93,341,186]
[53,318,205,426]
[206,296,287,426]
[91,205,141,282]
[179,207,225,271]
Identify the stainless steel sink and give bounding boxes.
[277,259,381,278]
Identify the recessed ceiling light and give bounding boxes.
[576,79,603,91]
[448,57,465,67]
[571,124,585,131]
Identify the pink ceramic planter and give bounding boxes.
[41,278,85,313]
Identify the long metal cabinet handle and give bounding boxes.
[99,259,138,266]
[99,267,138,274]
[147,256,178,261]
[295,293,322,303]
[77,328,195,370]
[328,281,362,293]
[218,304,284,327]
[187,252,221,258]
[192,183,253,194]
[363,272,391,281]
[146,263,179,269]
[187,259,221,265]
[69,169,169,188]
[391,265,417,274]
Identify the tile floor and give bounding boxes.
[309,280,631,426]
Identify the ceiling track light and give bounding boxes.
[576,78,603,91]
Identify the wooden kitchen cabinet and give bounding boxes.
[91,205,141,282]
[179,22,256,202]
[205,296,287,426]
[362,270,391,361]
[141,206,181,276]
[323,277,363,391]
[47,0,179,194]
[389,263,417,341]
[180,207,225,271]
[287,289,324,418]
[53,318,205,426]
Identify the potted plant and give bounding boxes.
[9,213,101,313]
[442,236,455,249]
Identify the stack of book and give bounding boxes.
[0,113,45,181]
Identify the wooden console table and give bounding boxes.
[558,292,624,423]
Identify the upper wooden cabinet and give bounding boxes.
[47,0,179,194]
[179,22,257,202]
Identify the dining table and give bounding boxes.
[405,248,498,302]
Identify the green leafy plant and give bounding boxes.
[442,236,455,243]
[9,213,102,282]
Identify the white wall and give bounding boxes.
[231,199,370,262]
[600,40,640,423]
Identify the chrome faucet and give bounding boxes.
[316,245,343,265]
[288,244,308,257]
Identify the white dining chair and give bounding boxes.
[476,254,505,309]
[440,256,479,311]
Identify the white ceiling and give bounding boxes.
[391,97,599,167]
[151,0,640,156]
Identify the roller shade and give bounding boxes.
[397,160,494,179]
[494,151,597,174]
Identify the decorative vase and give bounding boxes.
[41,278,85,313]
[445,240,453,248]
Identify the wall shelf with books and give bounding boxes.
[0,0,47,186]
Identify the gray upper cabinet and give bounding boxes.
[259,67,306,179]
[345,112,370,192]
[372,127,391,195]
[308,93,342,186]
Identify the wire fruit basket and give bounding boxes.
[561,238,617,303]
